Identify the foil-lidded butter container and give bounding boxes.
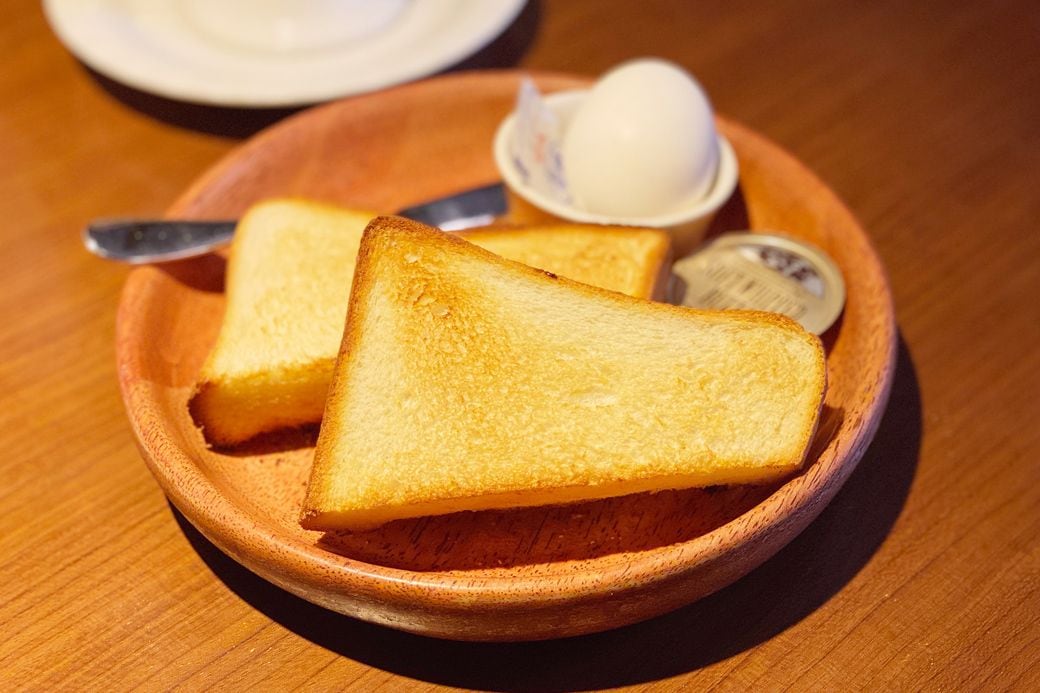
[672,232,846,335]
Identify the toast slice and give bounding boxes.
[461,224,671,301]
[189,198,672,445]
[300,217,827,531]
[189,198,375,446]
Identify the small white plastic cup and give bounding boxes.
[493,89,739,255]
[182,0,409,54]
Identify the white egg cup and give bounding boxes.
[493,89,739,255]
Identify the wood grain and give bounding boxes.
[2,0,1038,687]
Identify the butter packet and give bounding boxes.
[508,79,572,207]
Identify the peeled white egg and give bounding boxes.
[561,59,720,218]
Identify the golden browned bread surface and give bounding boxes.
[189,198,374,445]
[189,198,672,446]
[301,217,827,531]
[463,224,672,300]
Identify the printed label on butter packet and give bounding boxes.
[672,232,846,335]
[510,79,572,206]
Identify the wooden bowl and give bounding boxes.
[116,71,895,641]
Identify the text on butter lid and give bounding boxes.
[672,232,846,334]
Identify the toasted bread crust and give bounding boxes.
[461,224,672,300]
[189,198,376,445]
[302,217,826,531]
[189,200,675,445]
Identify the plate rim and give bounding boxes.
[43,0,527,107]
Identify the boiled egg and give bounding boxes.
[561,59,720,218]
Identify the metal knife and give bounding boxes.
[83,183,507,264]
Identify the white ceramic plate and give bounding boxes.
[43,0,526,107]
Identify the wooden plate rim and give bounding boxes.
[116,70,897,613]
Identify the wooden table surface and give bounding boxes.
[3,0,1038,689]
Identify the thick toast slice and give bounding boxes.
[190,198,672,445]
[461,224,672,301]
[300,217,827,531]
[189,198,374,446]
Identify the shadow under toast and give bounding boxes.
[170,334,918,690]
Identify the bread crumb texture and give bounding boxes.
[189,199,671,445]
[190,198,373,445]
[302,217,826,530]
